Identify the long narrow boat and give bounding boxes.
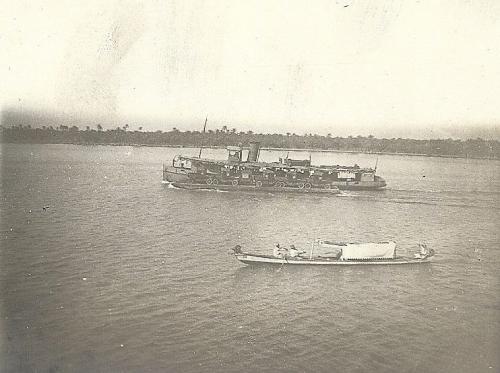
[232,241,434,266]
[234,253,433,266]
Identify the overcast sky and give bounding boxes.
[1,0,500,138]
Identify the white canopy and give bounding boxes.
[339,242,396,260]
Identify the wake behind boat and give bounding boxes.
[232,241,434,266]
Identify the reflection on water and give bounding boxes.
[1,144,499,373]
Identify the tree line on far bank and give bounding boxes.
[1,124,499,159]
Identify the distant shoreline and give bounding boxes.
[1,126,498,160]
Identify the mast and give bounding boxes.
[198,116,208,158]
[310,240,315,260]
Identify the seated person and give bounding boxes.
[288,245,300,258]
[414,244,428,259]
[288,244,307,258]
[233,245,243,254]
[273,243,285,258]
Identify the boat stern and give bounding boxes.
[374,175,386,188]
[162,164,191,183]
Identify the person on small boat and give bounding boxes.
[273,244,285,258]
[414,244,431,259]
[288,245,299,258]
[233,245,243,254]
[287,245,307,258]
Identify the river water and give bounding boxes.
[1,144,499,372]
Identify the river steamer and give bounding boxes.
[163,142,386,192]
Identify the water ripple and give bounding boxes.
[1,144,499,373]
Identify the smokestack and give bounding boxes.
[247,142,260,162]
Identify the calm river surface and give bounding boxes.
[1,144,499,372]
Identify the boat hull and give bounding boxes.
[169,182,341,194]
[235,254,432,266]
[162,165,385,191]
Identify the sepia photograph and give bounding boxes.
[1,1,499,372]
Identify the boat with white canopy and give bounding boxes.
[232,240,434,266]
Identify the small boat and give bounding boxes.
[232,241,435,266]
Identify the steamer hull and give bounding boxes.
[169,181,341,194]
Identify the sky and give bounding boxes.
[1,0,500,139]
